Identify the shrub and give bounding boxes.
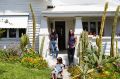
[68,66,81,79]
[20,34,29,51]
[22,48,36,54]
[21,53,48,69]
[0,47,20,62]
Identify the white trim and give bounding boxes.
[0,13,29,16]
[42,11,119,17]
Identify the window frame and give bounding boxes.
[82,21,101,35]
[1,28,26,39]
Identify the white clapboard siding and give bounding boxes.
[0,0,48,51]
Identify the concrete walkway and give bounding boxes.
[43,50,71,79]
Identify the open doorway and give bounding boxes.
[55,21,66,50]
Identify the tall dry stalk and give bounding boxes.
[110,6,120,57]
[29,3,36,50]
[98,2,108,55]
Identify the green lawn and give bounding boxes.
[0,62,51,79]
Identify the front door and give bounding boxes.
[55,21,65,50]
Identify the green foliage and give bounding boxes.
[68,66,81,79]
[20,34,29,51]
[110,6,120,57]
[70,3,120,79]
[0,42,50,78]
[40,36,45,55]
[69,57,120,79]
[78,31,89,65]
[0,29,5,38]
[0,62,51,79]
[23,47,36,54]
[21,53,48,69]
[29,3,36,50]
[0,48,20,62]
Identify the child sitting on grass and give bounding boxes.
[51,57,65,79]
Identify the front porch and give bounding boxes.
[39,16,120,56]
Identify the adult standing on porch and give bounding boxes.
[49,29,59,58]
[68,29,77,66]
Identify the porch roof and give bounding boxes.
[42,4,120,17]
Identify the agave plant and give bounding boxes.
[72,63,94,79]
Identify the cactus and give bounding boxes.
[29,3,36,50]
[98,2,108,55]
[110,6,120,57]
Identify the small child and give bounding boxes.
[52,57,65,79]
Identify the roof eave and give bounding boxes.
[42,11,119,17]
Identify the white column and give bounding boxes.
[40,16,49,35]
[39,16,49,57]
[74,17,83,65]
[75,17,83,35]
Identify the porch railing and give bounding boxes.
[88,35,120,55]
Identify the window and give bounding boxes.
[1,29,7,38]
[83,21,101,35]
[98,21,101,35]
[82,22,88,31]
[19,29,26,37]
[9,29,16,38]
[90,22,96,35]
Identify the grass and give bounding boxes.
[0,61,51,79]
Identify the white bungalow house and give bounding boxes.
[0,0,120,55]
